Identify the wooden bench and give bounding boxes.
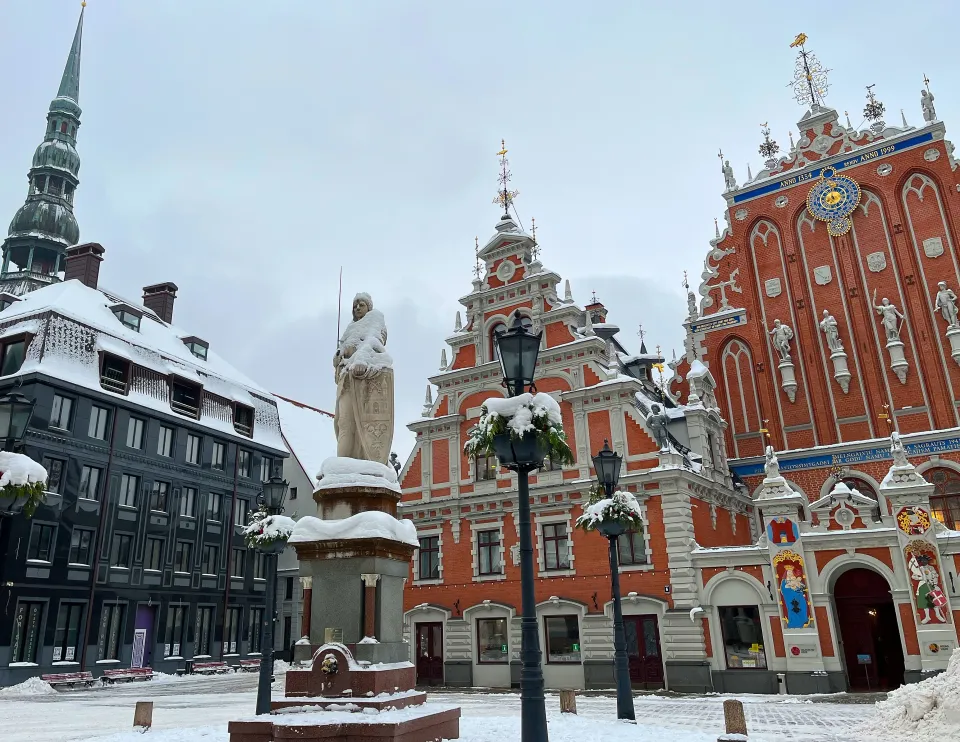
[102,667,154,684]
[40,671,97,690]
[192,661,231,675]
[238,659,261,672]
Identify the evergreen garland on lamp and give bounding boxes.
[243,506,296,550]
[463,393,574,465]
[0,451,49,518]
[575,488,645,534]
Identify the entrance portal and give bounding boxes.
[834,568,905,691]
[624,615,664,689]
[415,622,443,686]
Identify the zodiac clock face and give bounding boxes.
[806,167,861,237]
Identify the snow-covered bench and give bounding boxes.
[238,659,260,672]
[102,667,154,684]
[41,671,97,690]
[192,661,231,675]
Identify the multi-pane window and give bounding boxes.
[418,536,440,580]
[28,523,55,562]
[477,529,501,575]
[544,615,581,663]
[179,487,197,518]
[719,606,767,669]
[68,527,94,565]
[50,394,73,430]
[79,465,102,501]
[234,406,254,437]
[11,601,44,663]
[41,456,65,494]
[88,405,110,440]
[617,530,647,566]
[249,607,264,653]
[119,474,139,507]
[111,533,133,567]
[150,481,169,512]
[144,537,164,571]
[0,338,25,376]
[253,551,266,580]
[260,457,271,482]
[164,604,186,657]
[211,442,225,470]
[174,540,193,573]
[157,425,174,457]
[126,417,144,449]
[542,523,570,570]
[234,498,249,527]
[477,617,508,663]
[224,606,241,655]
[475,453,497,482]
[171,380,202,418]
[201,544,218,575]
[98,603,126,660]
[231,548,245,578]
[928,468,960,530]
[207,492,221,521]
[53,602,83,662]
[238,450,251,478]
[185,434,201,465]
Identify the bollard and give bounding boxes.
[559,689,577,714]
[717,698,747,741]
[133,701,154,729]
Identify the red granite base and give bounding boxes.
[271,691,427,713]
[227,706,460,742]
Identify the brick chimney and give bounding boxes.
[64,243,105,289]
[142,282,178,324]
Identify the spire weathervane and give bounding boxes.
[682,271,689,291]
[493,139,519,216]
[531,216,539,259]
[864,84,886,132]
[473,236,481,280]
[788,33,830,109]
[758,122,780,163]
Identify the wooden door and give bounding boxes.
[415,622,443,686]
[624,615,664,688]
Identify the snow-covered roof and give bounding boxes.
[274,395,334,486]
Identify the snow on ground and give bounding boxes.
[0,670,878,742]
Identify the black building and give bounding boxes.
[0,8,288,686]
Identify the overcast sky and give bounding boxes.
[3,1,959,459]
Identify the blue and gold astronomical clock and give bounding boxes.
[805,167,861,237]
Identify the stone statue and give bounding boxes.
[819,310,844,352]
[933,281,959,328]
[333,293,394,464]
[722,160,737,191]
[767,319,794,361]
[764,445,780,480]
[872,290,905,342]
[921,89,936,123]
[646,403,671,451]
[890,431,910,468]
[687,291,698,319]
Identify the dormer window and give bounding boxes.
[234,405,254,437]
[171,378,202,419]
[181,336,209,361]
[111,303,143,333]
[100,354,130,394]
[0,293,21,312]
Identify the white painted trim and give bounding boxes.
[534,511,575,576]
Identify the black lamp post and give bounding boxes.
[591,440,635,721]
[493,311,548,742]
[254,464,289,716]
[0,391,36,452]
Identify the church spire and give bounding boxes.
[57,4,85,103]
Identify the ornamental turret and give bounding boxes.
[1,6,86,295]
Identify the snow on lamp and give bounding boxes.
[495,311,542,398]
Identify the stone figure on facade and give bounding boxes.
[722,160,737,191]
[646,403,671,451]
[933,281,959,328]
[819,310,844,352]
[890,431,910,468]
[921,89,937,123]
[767,319,794,361]
[872,290,905,342]
[333,292,395,464]
[764,445,781,480]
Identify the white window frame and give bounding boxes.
[470,519,506,582]
[535,512,575,578]
[617,497,654,573]
[413,525,444,585]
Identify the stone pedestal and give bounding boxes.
[946,326,960,366]
[778,359,797,402]
[829,350,851,393]
[886,340,909,384]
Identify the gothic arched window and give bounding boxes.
[490,316,532,362]
[927,468,960,529]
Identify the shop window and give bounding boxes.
[617,530,647,566]
[164,604,187,657]
[544,615,581,663]
[249,607,264,653]
[12,601,45,663]
[477,529,502,575]
[477,617,508,663]
[928,468,960,530]
[53,602,84,662]
[718,605,768,670]
[418,536,440,580]
[224,606,241,655]
[98,603,126,660]
[542,523,569,570]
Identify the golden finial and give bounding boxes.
[497,139,508,157]
[493,139,519,215]
[82,1,87,7]
[790,33,807,48]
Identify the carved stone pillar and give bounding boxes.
[361,573,381,640]
[299,576,313,638]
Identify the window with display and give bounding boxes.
[477,617,508,663]
[718,605,768,670]
[544,615,581,663]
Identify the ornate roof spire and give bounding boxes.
[493,139,519,216]
[863,84,886,133]
[758,122,780,168]
[788,33,830,109]
[58,3,85,103]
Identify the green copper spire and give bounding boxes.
[0,5,87,295]
[57,4,84,102]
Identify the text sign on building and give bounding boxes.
[690,311,746,335]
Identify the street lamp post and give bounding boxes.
[592,441,636,722]
[254,467,289,716]
[0,391,36,452]
[493,311,548,742]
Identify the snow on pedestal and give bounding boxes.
[288,511,418,547]
[314,456,401,494]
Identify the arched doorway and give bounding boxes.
[833,568,905,691]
